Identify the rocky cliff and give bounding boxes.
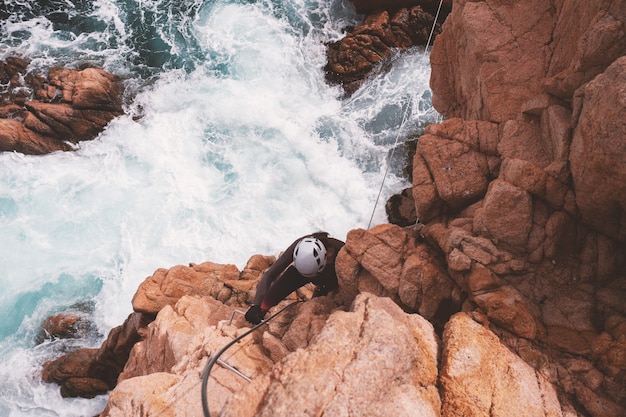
[41,0,625,416]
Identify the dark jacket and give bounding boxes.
[253,232,345,311]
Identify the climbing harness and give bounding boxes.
[366,0,445,230]
[201,301,303,417]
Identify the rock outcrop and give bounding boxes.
[40,0,626,416]
[350,0,452,15]
[0,57,124,155]
[325,4,449,95]
[391,0,626,414]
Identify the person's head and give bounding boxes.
[293,237,327,277]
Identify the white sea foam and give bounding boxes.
[0,0,438,414]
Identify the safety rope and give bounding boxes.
[201,3,446,415]
[426,0,445,52]
[201,301,303,417]
[366,0,444,230]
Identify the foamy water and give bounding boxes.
[0,0,439,415]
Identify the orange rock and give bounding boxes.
[0,59,123,155]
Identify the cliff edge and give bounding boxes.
[41,0,625,416]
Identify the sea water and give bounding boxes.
[0,0,440,415]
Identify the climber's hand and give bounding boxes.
[245,305,265,325]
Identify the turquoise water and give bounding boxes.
[0,0,439,415]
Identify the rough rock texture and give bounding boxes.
[220,294,441,417]
[351,0,453,15]
[41,258,273,399]
[41,312,154,398]
[397,0,626,414]
[40,0,626,415]
[325,4,448,95]
[0,57,123,155]
[440,312,564,417]
[570,57,626,240]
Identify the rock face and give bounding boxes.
[40,0,626,416]
[220,294,441,417]
[350,0,453,15]
[440,313,564,417]
[0,57,124,155]
[40,259,269,398]
[396,0,626,414]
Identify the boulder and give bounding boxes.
[411,119,499,222]
[325,6,443,95]
[131,261,243,314]
[41,312,154,398]
[440,313,563,417]
[221,293,441,417]
[0,58,124,155]
[569,57,626,241]
[336,224,462,329]
[430,0,555,121]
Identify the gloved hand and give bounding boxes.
[245,305,266,325]
[313,285,329,298]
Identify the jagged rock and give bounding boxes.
[41,312,154,398]
[336,224,462,329]
[0,58,123,155]
[119,296,244,381]
[42,258,273,400]
[103,295,275,416]
[350,0,453,15]
[131,261,243,314]
[221,293,441,417]
[325,6,444,95]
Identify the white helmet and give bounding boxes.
[293,237,327,278]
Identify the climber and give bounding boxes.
[244,232,345,325]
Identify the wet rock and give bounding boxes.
[42,312,154,398]
[0,58,124,155]
[325,6,443,95]
[36,312,94,344]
